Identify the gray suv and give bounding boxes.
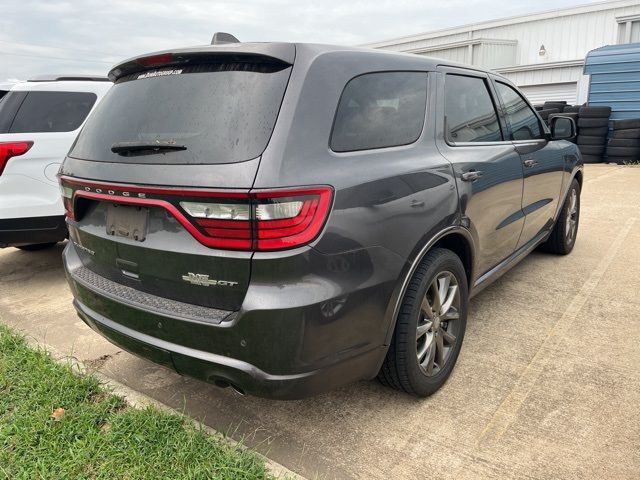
[60,41,582,399]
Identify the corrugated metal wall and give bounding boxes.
[585,43,640,120]
[501,65,584,86]
[519,83,578,104]
[371,2,640,67]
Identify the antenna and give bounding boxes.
[211,32,240,45]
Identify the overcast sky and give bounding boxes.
[1,0,603,82]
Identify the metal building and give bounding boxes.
[363,0,640,105]
[584,42,640,119]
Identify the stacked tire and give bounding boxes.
[577,106,611,163]
[537,108,560,123]
[544,101,567,112]
[606,119,640,165]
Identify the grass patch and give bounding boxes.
[0,325,275,479]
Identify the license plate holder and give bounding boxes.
[106,204,149,242]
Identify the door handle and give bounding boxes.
[461,170,483,182]
[523,159,539,168]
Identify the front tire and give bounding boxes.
[541,178,580,255]
[378,248,468,397]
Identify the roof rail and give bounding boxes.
[28,74,111,82]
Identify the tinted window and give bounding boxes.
[70,63,291,164]
[494,82,543,140]
[9,91,96,133]
[330,72,427,152]
[445,74,502,143]
[0,92,27,133]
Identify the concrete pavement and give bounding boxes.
[1,164,639,479]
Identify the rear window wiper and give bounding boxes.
[111,141,187,156]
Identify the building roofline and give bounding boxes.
[493,59,585,73]
[362,0,640,48]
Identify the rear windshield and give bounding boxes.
[69,63,291,164]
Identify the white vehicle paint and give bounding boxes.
[0,76,111,248]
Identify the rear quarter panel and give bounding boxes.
[252,49,460,351]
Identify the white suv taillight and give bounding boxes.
[0,141,33,176]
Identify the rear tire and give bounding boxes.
[16,242,58,251]
[378,248,468,397]
[541,179,580,255]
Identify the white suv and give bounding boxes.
[0,75,111,250]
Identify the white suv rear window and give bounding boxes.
[8,91,96,133]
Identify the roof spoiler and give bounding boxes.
[108,43,295,82]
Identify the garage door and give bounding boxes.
[519,82,577,105]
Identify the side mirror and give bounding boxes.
[550,116,577,140]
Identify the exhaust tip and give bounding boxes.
[229,384,246,396]
[212,377,245,396]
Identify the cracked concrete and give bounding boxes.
[1,164,639,479]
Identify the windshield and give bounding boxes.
[69,63,291,164]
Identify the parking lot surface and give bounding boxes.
[1,164,639,479]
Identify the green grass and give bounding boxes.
[0,325,275,480]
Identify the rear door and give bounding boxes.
[491,79,564,248]
[61,53,293,312]
[436,68,525,277]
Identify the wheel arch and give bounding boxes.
[381,226,475,346]
[573,169,583,189]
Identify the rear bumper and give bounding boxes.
[74,299,385,399]
[63,241,401,399]
[0,215,67,248]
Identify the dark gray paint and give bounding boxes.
[60,43,583,399]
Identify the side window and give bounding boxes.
[0,91,27,133]
[9,91,97,133]
[330,72,427,152]
[494,82,543,141]
[444,74,502,143]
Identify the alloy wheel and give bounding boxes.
[416,271,461,376]
[565,188,578,245]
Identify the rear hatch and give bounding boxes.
[60,46,294,312]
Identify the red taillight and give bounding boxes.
[60,184,75,220]
[0,141,33,176]
[181,188,333,251]
[59,177,333,252]
[254,188,332,250]
[137,53,174,67]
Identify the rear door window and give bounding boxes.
[444,74,502,143]
[330,72,428,152]
[69,63,291,164]
[493,82,544,140]
[9,91,97,133]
